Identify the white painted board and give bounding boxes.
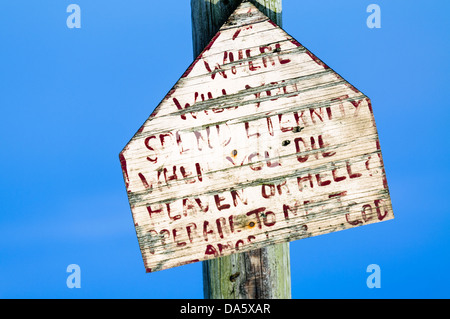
[119,1,394,272]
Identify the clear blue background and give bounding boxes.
[1,0,449,298]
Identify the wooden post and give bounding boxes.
[191,0,282,57]
[190,0,291,299]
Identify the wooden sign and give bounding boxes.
[119,1,394,273]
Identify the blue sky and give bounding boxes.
[0,0,449,298]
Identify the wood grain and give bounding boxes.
[120,1,394,273]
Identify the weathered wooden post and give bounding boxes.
[191,0,291,299]
[191,0,282,58]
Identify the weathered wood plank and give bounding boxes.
[120,1,394,280]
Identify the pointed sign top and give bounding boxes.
[120,1,393,273]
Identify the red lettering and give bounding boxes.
[310,108,324,124]
[361,204,374,222]
[318,135,336,158]
[218,242,234,255]
[331,95,349,118]
[350,99,364,117]
[204,244,219,257]
[231,189,248,207]
[163,166,178,183]
[173,97,197,120]
[119,152,129,189]
[194,130,212,151]
[283,203,298,220]
[246,49,260,71]
[375,199,389,221]
[167,203,181,221]
[326,106,333,120]
[226,154,247,167]
[245,121,260,138]
[182,198,197,217]
[303,201,313,215]
[275,44,291,64]
[306,50,329,69]
[186,223,198,244]
[238,49,244,60]
[146,204,163,219]
[261,184,276,199]
[228,215,235,233]
[245,84,262,108]
[265,151,281,168]
[203,60,227,80]
[232,29,241,40]
[366,98,374,114]
[176,131,190,154]
[159,229,170,247]
[216,217,227,239]
[197,198,208,213]
[278,113,294,132]
[276,180,290,195]
[196,163,203,182]
[310,136,319,160]
[294,111,307,126]
[159,133,172,147]
[214,194,231,211]
[316,173,331,187]
[365,156,372,173]
[263,211,276,227]
[235,240,245,250]
[246,207,265,229]
[332,167,346,182]
[328,191,347,198]
[259,45,275,68]
[294,137,309,163]
[346,161,362,179]
[247,235,256,243]
[180,166,195,184]
[144,136,158,163]
[297,174,314,191]
[203,221,215,242]
[216,124,232,147]
[229,52,237,74]
[172,227,187,247]
[376,139,388,189]
[267,117,274,136]
[248,152,263,171]
[282,81,299,98]
[345,214,363,226]
[138,172,152,190]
